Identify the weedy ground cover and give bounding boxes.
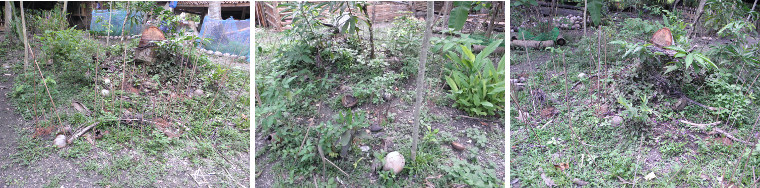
[511,1,760,187]
[255,1,505,187]
[0,2,249,187]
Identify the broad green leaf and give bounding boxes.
[446,76,459,91]
[475,40,502,64]
[685,54,693,69]
[461,45,476,62]
[664,65,679,74]
[449,6,470,31]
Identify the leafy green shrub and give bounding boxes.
[353,72,405,104]
[37,27,91,63]
[704,0,751,33]
[440,159,500,187]
[386,15,424,58]
[445,41,505,116]
[255,71,298,133]
[26,5,68,34]
[706,73,750,124]
[318,111,369,158]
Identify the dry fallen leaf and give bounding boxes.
[451,141,466,151]
[539,167,557,187]
[644,172,656,180]
[720,176,737,188]
[553,163,569,171]
[572,178,589,186]
[84,133,95,145]
[700,174,710,181]
[71,101,92,116]
[722,137,733,145]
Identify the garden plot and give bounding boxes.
[511,1,760,187]
[255,1,505,187]
[0,2,249,187]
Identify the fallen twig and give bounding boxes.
[679,120,721,129]
[455,115,500,123]
[298,118,316,154]
[67,122,98,144]
[538,120,553,129]
[617,176,634,185]
[316,139,350,178]
[680,120,751,145]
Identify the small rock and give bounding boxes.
[611,116,623,126]
[382,92,393,101]
[452,141,466,151]
[339,85,352,92]
[342,95,358,108]
[369,124,383,132]
[383,151,405,174]
[2,64,10,69]
[360,146,370,152]
[238,56,247,60]
[578,73,586,79]
[223,53,230,57]
[231,55,238,58]
[193,89,204,96]
[101,89,110,96]
[214,51,223,56]
[103,78,111,85]
[54,134,67,148]
[205,50,213,55]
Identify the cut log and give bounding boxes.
[472,45,505,55]
[511,40,555,49]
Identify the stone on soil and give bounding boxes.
[383,151,405,174]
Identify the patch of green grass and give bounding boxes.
[11,129,53,166]
[43,174,64,188]
[59,140,92,159]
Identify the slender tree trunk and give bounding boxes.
[208,1,222,20]
[690,0,707,38]
[486,2,498,38]
[583,0,587,37]
[748,0,758,21]
[441,1,452,29]
[411,1,434,161]
[62,1,67,18]
[672,0,680,10]
[20,1,28,69]
[548,0,556,32]
[4,2,12,30]
[370,2,375,59]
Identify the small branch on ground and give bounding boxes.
[680,120,751,145]
[67,122,99,144]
